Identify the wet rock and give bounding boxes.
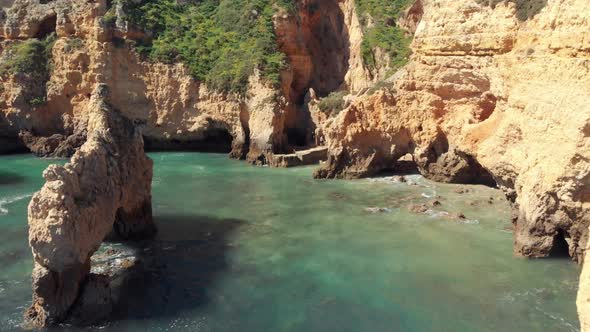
[391,175,407,183]
[453,187,471,194]
[65,274,113,326]
[364,207,392,214]
[408,203,429,214]
[452,213,467,220]
[270,146,328,167]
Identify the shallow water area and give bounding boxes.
[0,152,581,332]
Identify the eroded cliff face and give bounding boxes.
[25,84,154,327]
[3,0,590,328]
[0,0,289,163]
[578,232,590,331]
[273,0,385,148]
[316,0,590,263]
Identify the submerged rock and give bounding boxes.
[364,207,392,214]
[408,203,429,214]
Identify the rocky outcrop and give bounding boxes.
[0,0,289,161]
[270,146,328,167]
[578,232,590,332]
[24,84,154,328]
[316,0,590,262]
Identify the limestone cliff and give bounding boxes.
[2,0,590,329]
[316,0,590,262]
[0,0,289,163]
[579,233,590,332]
[25,84,154,327]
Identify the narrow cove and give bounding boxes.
[0,152,580,332]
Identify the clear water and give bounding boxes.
[0,152,581,332]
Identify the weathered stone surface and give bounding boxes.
[317,0,590,263]
[24,84,154,328]
[0,0,288,162]
[270,146,328,167]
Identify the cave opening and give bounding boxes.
[144,127,234,153]
[548,229,571,258]
[35,14,57,39]
[279,0,351,149]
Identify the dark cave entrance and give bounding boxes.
[144,128,234,153]
[280,0,351,149]
[35,14,57,39]
[548,229,571,258]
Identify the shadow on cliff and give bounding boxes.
[109,214,245,321]
[475,0,548,21]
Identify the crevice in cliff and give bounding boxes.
[415,134,498,187]
[35,14,56,39]
[548,229,572,258]
[276,0,351,149]
[144,128,234,153]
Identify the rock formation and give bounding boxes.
[579,232,590,332]
[1,0,589,329]
[315,0,590,263]
[24,84,155,328]
[0,0,295,162]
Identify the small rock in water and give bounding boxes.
[429,200,442,207]
[329,192,346,200]
[452,212,467,220]
[364,207,392,214]
[391,175,407,183]
[408,203,429,214]
[454,187,470,194]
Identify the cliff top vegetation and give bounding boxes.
[110,0,295,96]
[356,0,413,71]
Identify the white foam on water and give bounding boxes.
[364,207,392,214]
[427,210,449,218]
[0,193,32,216]
[535,305,580,332]
[459,219,480,225]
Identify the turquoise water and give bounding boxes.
[0,152,581,332]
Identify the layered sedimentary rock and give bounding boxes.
[0,0,288,162]
[24,84,155,328]
[316,0,590,263]
[3,0,589,328]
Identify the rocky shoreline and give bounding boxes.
[0,0,588,329]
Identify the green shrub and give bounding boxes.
[0,34,55,78]
[317,91,347,114]
[356,0,413,71]
[64,37,84,52]
[113,0,294,96]
[29,96,47,107]
[0,34,55,107]
[101,10,118,27]
[366,79,395,95]
[474,0,547,21]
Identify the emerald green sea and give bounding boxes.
[0,153,581,331]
